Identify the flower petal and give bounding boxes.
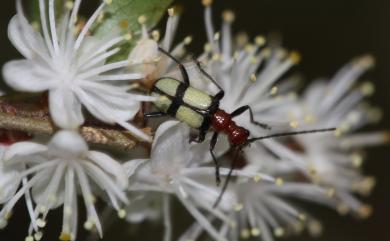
[4,142,48,161]
[87,151,129,189]
[2,60,54,92]
[49,88,84,129]
[151,121,192,170]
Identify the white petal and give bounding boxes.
[0,167,21,204]
[49,88,84,129]
[87,151,128,189]
[151,121,192,171]
[48,130,88,158]
[2,60,54,92]
[123,159,148,177]
[4,142,48,161]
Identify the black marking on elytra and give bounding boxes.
[166,82,188,116]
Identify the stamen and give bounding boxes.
[138,15,147,25]
[104,0,113,4]
[65,1,74,10]
[59,233,72,241]
[168,8,175,16]
[274,227,285,237]
[36,218,46,228]
[360,82,375,96]
[289,51,301,64]
[289,121,299,129]
[202,0,213,6]
[325,187,335,198]
[351,153,363,168]
[222,10,235,23]
[34,231,43,241]
[251,228,261,237]
[255,35,266,46]
[240,229,250,239]
[308,220,322,236]
[117,209,127,219]
[233,203,243,212]
[270,86,278,96]
[275,178,284,186]
[358,204,372,218]
[152,30,160,41]
[336,203,350,215]
[25,236,34,241]
[184,36,193,45]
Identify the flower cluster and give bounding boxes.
[0,0,386,241]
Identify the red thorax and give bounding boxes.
[211,109,250,146]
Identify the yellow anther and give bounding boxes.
[124,33,132,41]
[289,51,301,64]
[250,74,257,82]
[214,32,220,41]
[25,236,34,241]
[222,10,235,23]
[334,128,342,137]
[204,43,212,53]
[255,35,266,46]
[358,204,373,219]
[360,82,375,96]
[152,30,160,41]
[240,229,250,239]
[325,188,335,198]
[118,209,127,219]
[336,203,350,215]
[304,115,315,124]
[244,44,254,53]
[275,178,284,186]
[236,32,249,47]
[59,233,72,241]
[168,8,175,16]
[351,153,363,168]
[270,86,278,96]
[65,1,74,10]
[251,228,261,237]
[298,213,306,221]
[308,220,322,237]
[119,19,129,30]
[84,220,94,230]
[274,227,285,237]
[184,36,193,45]
[234,203,244,212]
[253,174,262,182]
[34,231,43,241]
[104,0,113,4]
[37,218,46,228]
[289,121,299,129]
[202,0,213,6]
[356,55,375,68]
[48,194,57,204]
[212,54,221,61]
[138,15,147,25]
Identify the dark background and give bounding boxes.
[0,0,389,241]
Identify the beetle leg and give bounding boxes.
[144,112,167,118]
[231,105,271,130]
[210,131,221,186]
[158,47,190,85]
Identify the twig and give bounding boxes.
[0,98,145,151]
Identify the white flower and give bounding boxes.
[125,121,276,241]
[2,0,154,141]
[267,56,386,217]
[200,4,299,136]
[226,180,331,241]
[1,130,129,241]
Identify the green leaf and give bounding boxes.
[96,0,174,61]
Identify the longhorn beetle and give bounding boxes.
[146,48,336,207]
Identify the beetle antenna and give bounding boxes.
[248,127,336,143]
[213,147,242,208]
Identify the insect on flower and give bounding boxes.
[146,48,336,207]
